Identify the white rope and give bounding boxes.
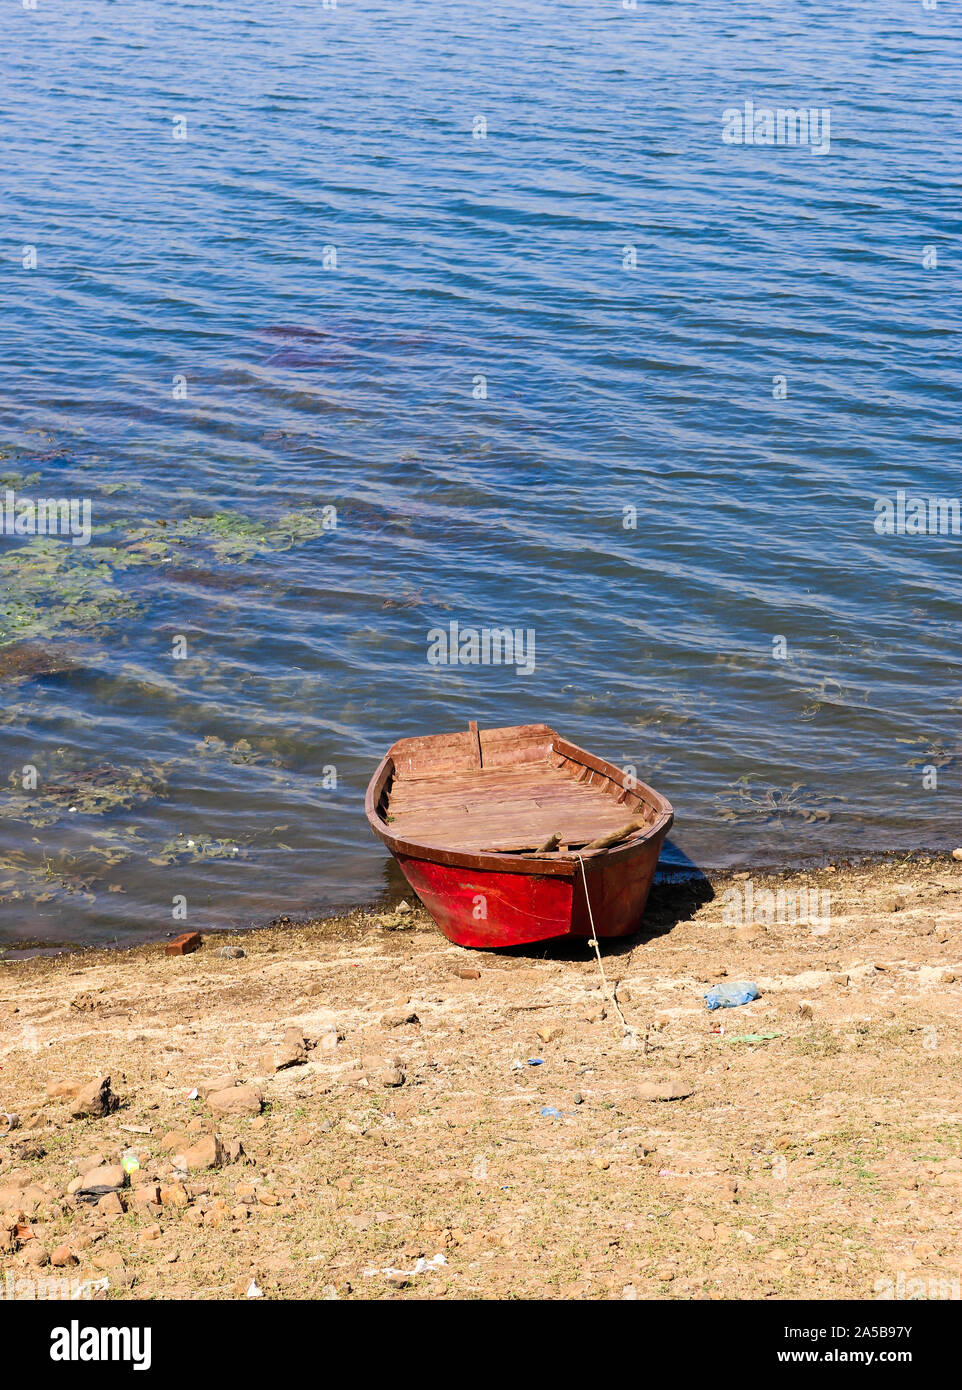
[577,853,635,1045]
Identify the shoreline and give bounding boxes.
[2,845,955,963]
[1,851,960,1300]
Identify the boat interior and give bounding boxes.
[372,722,667,855]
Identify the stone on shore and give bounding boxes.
[76,1165,128,1202]
[69,1077,120,1120]
[380,1007,419,1028]
[207,1084,263,1117]
[178,1134,225,1171]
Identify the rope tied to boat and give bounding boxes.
[576,853,637,1048]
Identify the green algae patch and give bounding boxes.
[0,505,333,648]
[0,538,141,647]
[150,833,245,866]
[123,506,336,564]
[0,850,96,910]
[0,761,169,828]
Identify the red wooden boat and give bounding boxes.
[365,722,673,949]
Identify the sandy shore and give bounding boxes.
[1,852,961,1301]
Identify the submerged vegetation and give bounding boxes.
[715,777,835,826]
[0,505,334,649]
[0,761,169,829]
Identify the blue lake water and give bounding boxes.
[1,0,960,951]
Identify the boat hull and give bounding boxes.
[394,829,667,949]
[365,722,673,950]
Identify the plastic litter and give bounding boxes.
[0,1112,20,1135]
[526,1058,544,1066]
[704,981,759,1010]
[727,1031,781,1044]
[121,1149,140,1175]
[540,1106,562,1119]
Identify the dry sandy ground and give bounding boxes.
[1,853,961,1302]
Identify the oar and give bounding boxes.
[580,819,645,851]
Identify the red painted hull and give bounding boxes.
[394,830,667,949]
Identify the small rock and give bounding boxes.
[581,1004,606,1024]
[951,848,962,861]
[798,1000,814,1019]
[196,1073,242,1098]
[11,1139,45,1161]
[159,1183,189,1208]
[219,945,246,959]
[375,1064,405,1088]
[635,1080,694,1103]
[273,1027,309,1070]
[69,1076,119,1120]
[76,1165,128,1202]
[180,1135,225,1171]
[831,972,850,986]
[139,1225,162,1242]
[380,1007,419,1029]
[537,1025,562,1044]
[96,1192,125,1216]
[158,1130,191,1154]
[207,1085,263,1117]
[50,1245,78,1268]
[24,1243,50,1268]
[455,968,481,980]
[76,1153,108,1175]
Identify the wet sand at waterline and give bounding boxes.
[1,852,960,1300]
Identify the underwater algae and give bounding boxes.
[715,776,836,826]
[0,506,334,649]
[0,760,170,829]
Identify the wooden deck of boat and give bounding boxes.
[385,756,651,854]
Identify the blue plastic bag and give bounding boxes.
[705,981,759,1011]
